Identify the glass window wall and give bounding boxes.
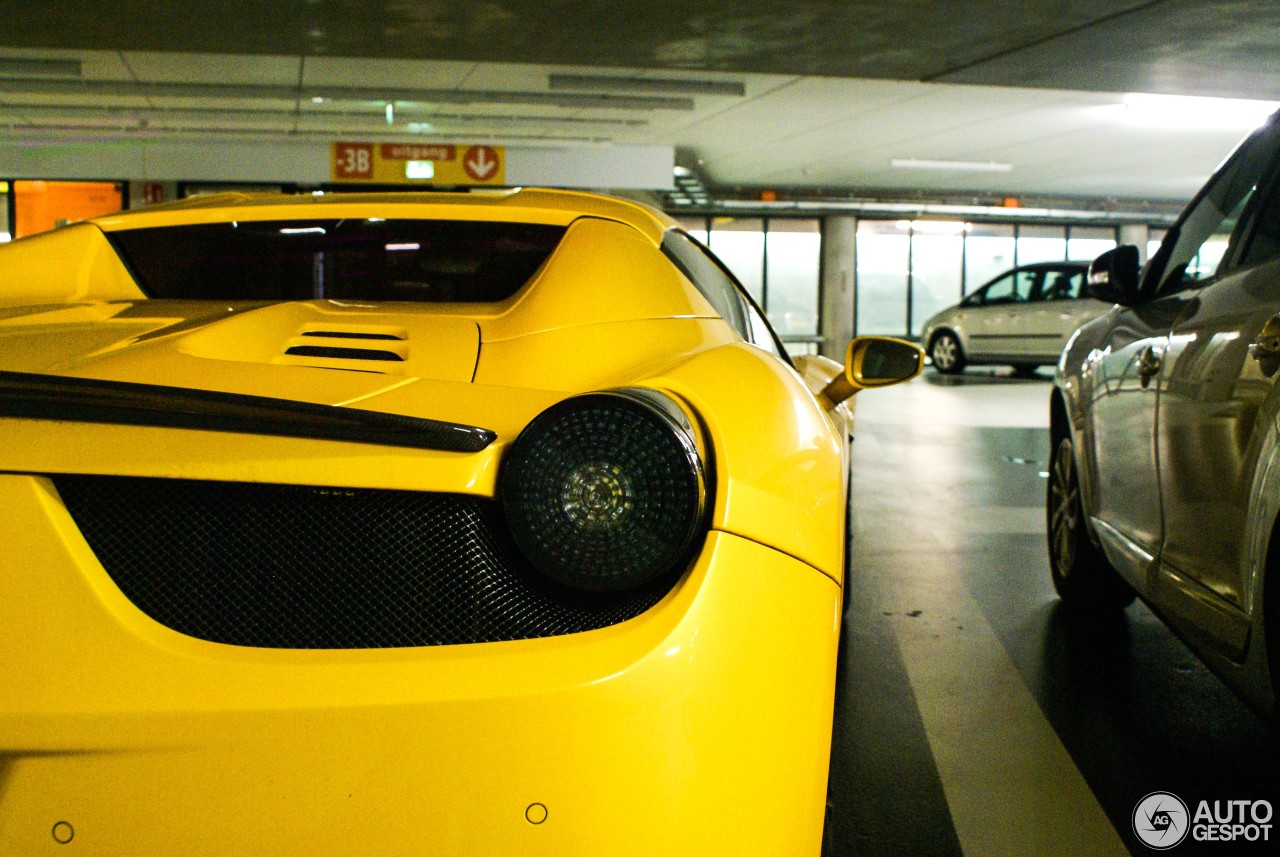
[965,223,1015,293]
[1016,224,1067,265]
[856,220,910,336]
[669,208,1169,345]
[908,220,964,337]
[681,216,822,354]
[706,216,764,303]
[1066,226,1117,263]
[765,219,820,337]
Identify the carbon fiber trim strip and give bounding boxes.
[0,370,495,453]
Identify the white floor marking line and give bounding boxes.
[884,572,1130,857]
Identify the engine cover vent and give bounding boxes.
[284,344,404,361]
[300,330,404,342]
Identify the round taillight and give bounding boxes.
[500,389,708,592]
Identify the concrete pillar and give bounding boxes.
[820,215,857,361]
[1119,223,1150,261]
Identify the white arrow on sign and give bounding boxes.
[464,146,499,181]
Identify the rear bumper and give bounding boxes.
[0,474,840,856]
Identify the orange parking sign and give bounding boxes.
[333,143,373,179]
[331,142,504,185]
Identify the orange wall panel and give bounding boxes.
[14,181,124,239]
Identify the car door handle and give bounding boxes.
[1137,344,1162,389]
[1251,334,1280,358]
[1250,329,1280,377]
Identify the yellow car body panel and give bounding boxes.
[0,188,906,854]
[1,477,838,854]
[91,188,676,245]
[650,343,849,581]
[0,223,144,304]
[477,216,718,341]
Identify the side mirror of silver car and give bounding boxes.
[1087,245,1142,305]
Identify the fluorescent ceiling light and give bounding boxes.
[1120,93,1279,130]
[891,158,1012,173]
[668,162,712,206]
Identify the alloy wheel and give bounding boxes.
[931,334,959,371]
[1048,437,1079,576]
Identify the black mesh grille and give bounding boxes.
[53,475,680,649]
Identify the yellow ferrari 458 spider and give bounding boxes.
[0,188,921,855]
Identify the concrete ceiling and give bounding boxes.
[1,0,1279,204]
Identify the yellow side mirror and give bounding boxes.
[820,336,924,406]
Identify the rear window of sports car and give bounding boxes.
[108,219,566,302]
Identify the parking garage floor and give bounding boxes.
[826,369,1280,857]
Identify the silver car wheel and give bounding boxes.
[1045,433,1134,608]
[930,332,964,374]
[1048,437,1079,575]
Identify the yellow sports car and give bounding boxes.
[0,189,921,855]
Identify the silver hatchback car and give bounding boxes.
[921,262,1110,375]
[1050,111,1280,721]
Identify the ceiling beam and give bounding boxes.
[0,77,697,111]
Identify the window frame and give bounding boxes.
[1036,267,1086,302]
[661,228,792,364]
[1148,121,1280,299]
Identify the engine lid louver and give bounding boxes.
[284,344,404,361]
[285,328,408,363]
[300,330,404,341]
[171,303,481,382]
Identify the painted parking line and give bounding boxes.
[882,554,1129,857]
